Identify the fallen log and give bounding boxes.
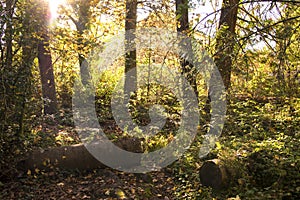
[199,159,229,190]
[19,143,104,171]
[19,137,143,171]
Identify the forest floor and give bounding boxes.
[1,98,299,199]
[1,167,176,199]
[1,123,178,199]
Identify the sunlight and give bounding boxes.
[48,0,66,20]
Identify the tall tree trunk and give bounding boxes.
[176,0,189,32]
[38,0,57,115]
[18,6,35,136]
[214,0,239,91]
[5,0,13,69]
[124,0,137,98]
[175,0,198,99]
[1,0,14,133]
[38,34,58,115]
[76,0,91,86]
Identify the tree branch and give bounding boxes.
[240,15,300,42]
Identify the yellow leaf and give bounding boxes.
[27,170,31,175]
[216,141,222,150]
[115,189,126,199]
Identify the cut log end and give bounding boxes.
[199,159,228,190]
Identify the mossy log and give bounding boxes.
[199,159,229,190]
[19,137,143,171]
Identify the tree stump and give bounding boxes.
[199,159,229,190]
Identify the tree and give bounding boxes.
[4,0,13,69]
[37,0,58,115]
[66,0,94,85]
[0,0,15,134]
[233,0,300,97]
[175,0,199,99]
[18,1,37,135]
[124,0,137,98]
[0,0,36,135]
[273,3,300,96]
[214,0,239,91]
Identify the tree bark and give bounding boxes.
[124,0,137,98]
[38,34,58,115]
[214,0,239,91]
[76,0,91,86]
[19,137,143,171]
[1,0,14,133]
[37,1,58,115]
[18,7,35,136]
[19,144,105,171]
[175,0,199,99]
[5,0,13,69]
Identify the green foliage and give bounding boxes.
[128,83,184,152]
[168,97,299,199]
[95,67,124,121]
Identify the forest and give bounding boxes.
[0,0,299,199]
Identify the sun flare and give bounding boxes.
[49,0,66,20]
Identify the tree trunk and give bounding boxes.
[38,1,58,115]
[5,0,13,69]
[124,0,137,98]
[19,137,143,171]
[176,0,189,33]
[1,0,14,132]
[76,1,91,86]
[19,144,105,171]
[175,0,199,99]
[38,34,58,115]
[18,11,35,136]
[214,0,239,91]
